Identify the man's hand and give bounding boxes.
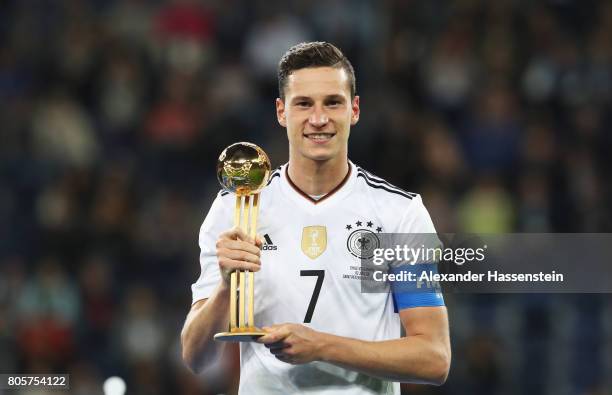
[216,227,263,284]
[258,323,325,364]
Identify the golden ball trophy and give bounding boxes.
[214,142,271,342]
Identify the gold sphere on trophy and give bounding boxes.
[217,142,271,196]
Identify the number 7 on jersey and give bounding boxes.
[300,270,325,323]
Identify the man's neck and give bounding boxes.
[287,156,350,196]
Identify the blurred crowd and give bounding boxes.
[0,0,611,394]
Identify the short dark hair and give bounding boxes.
[278,42,356,101]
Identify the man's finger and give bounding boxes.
[218,227,254,243]
[258,328,291,344]
[219,240,261,256]
[218,248,261,265]
[262,324,288,331]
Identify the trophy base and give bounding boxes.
[214,328,266,342]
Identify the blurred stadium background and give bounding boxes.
[1,0,611,394]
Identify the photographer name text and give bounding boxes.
[373,270,564,283]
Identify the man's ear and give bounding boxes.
[276,98,287,127]
[350,95,360,125]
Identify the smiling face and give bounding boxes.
[276,67,360,165]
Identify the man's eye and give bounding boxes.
[296,102,311,107]
[327,101,341,107]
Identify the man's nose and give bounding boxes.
[308,107,329,128]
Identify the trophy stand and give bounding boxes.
[214,142,270,342]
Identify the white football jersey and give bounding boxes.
[192,161,444,395]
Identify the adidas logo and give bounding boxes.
[262,234,278,251]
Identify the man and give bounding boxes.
[181,42,451,394]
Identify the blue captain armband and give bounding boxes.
[389,263,445,312]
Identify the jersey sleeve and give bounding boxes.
[191,192,233,304]
[391,195,445,311]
